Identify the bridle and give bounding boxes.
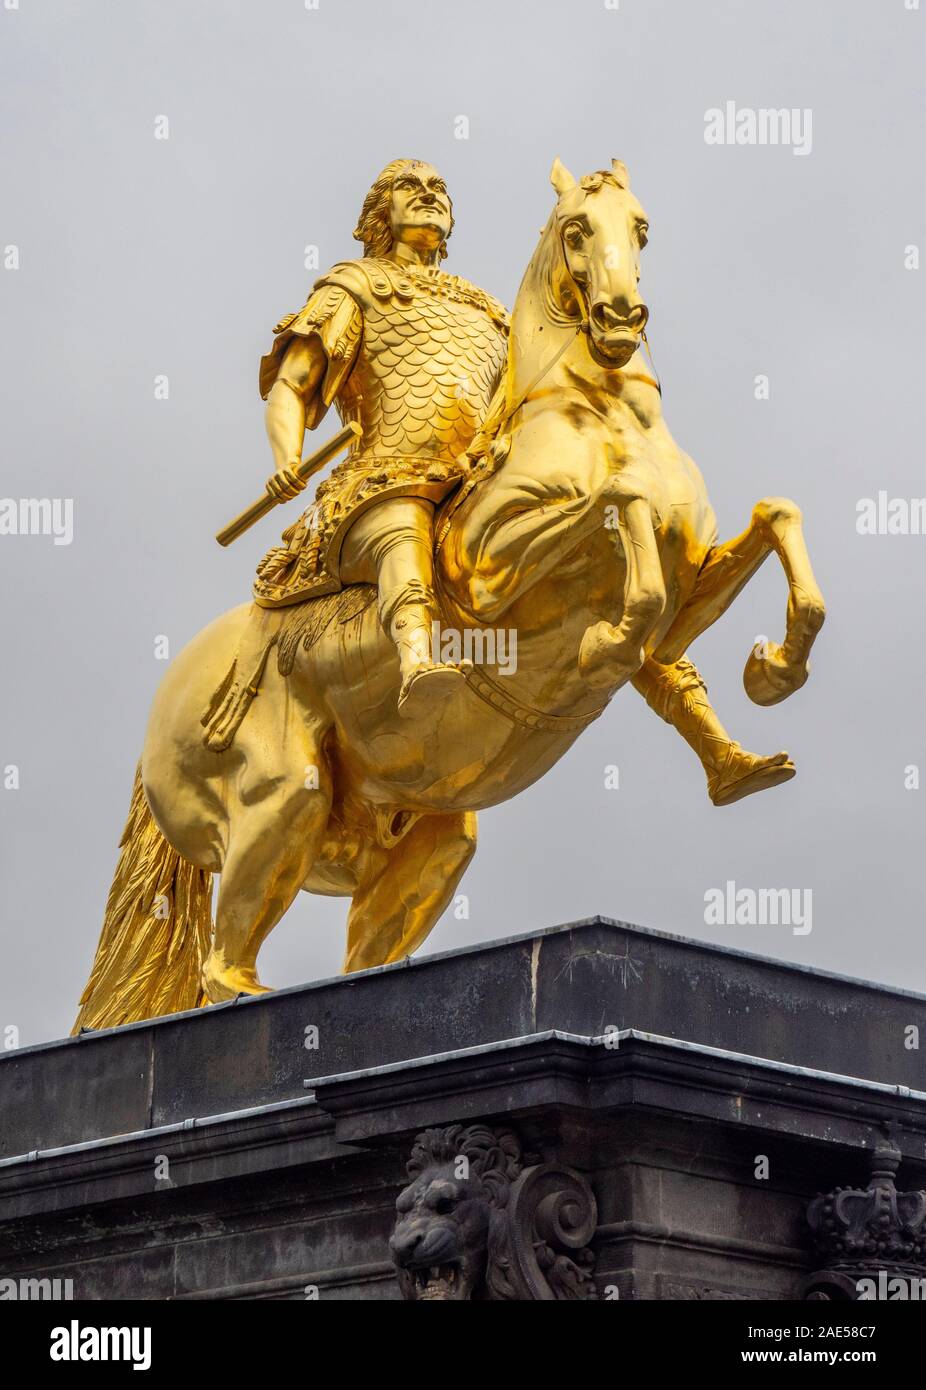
[500,221,661,429]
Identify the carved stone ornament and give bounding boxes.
[804,1131,926,1300]
[389,1123,598,1300]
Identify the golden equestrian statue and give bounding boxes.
[74,158,825,1031]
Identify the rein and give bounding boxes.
[500,317,661,427]
[499,317,587,427]
[640,327,662,395]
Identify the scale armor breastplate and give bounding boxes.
[325,259,508,466]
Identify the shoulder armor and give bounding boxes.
[316,259,509,331]
[315,258,400,309]
[279,281,352,335]
[259,278,361,401]
[483,291,510,333]
[271,308,300,336]
[441,274,509,331]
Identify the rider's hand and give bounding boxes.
[265,461,307,502]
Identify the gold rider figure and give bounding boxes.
[253,158,507,718]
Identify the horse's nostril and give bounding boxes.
[592,303,619,330]
[592,302,647,333]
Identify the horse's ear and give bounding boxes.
[549,157,576,196]
[610,158,630,189]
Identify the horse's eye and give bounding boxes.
[563,222,585,246]
[434,1196,455,1215]
[637,224,649,248]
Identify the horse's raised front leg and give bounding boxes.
[344,811,477,973]
[579,491,666,692]
[446,413,607,624]
[656,497,825,706]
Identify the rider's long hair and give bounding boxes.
[353,158,454,261]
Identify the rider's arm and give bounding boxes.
[264,339,326,498]
[259,284,362,501]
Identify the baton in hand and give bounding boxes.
[215,421,362,547]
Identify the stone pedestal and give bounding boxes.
[2,918,925,1300]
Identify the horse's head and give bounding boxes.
[549,157,649,367]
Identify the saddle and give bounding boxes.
[200,585,376,752]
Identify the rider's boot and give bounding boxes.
[355,497,472,719]
[391,599,469,719]
[632,656,795,806]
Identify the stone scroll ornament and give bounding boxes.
[804,1131,926,1300]
[389,1124,598,1300]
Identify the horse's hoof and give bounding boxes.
[708,748,796,806]
[202,956,272,1004]
[398,663,467,719]
[743,645,809,706]
[578,622,644,692]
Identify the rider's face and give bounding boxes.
[389,164,452,252]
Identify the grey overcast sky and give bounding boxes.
[1,0,924,1045]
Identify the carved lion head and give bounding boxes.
[389,1124,522,1301]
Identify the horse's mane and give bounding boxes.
[462,212,579,472]
[530,210,582,329]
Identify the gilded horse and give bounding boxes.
[74,159,824,1030]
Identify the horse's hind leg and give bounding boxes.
[656,497,825,705]
[343,811,477,974]
[203,734,332,1003]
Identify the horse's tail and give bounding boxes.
[72,763,213,1033]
